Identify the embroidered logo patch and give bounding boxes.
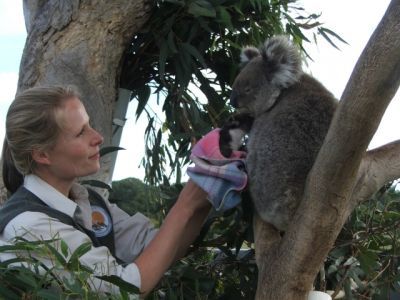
[91,205,112,237]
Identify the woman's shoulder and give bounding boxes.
[0,186,67,232]
[2,210,67,240]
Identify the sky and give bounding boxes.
[0,0,398,181]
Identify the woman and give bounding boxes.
[0,86,211,295]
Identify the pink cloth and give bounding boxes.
[191,128,246,161]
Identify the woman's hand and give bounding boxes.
[177,180,210,213]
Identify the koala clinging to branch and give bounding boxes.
[228,36,338,231]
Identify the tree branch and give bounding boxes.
[288,0,400,283]
[351,140,400,207]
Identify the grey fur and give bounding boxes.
[230,36,338,231]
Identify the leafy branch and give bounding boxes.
[119,0,344,185]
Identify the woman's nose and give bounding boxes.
[91,129,104,146]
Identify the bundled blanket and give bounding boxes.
[187,129,248,211]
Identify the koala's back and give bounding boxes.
[247,74,337,231]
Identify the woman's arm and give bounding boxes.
[134,180,210,294]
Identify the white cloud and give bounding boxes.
[0,72,18,102]
[0,1,25,36]
[301,0,398,149]
[0,72,18,116]
[301,0,390,98]
[113,103,147,180]
[0,72,18,154]
[370,91,400,149]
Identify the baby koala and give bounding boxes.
[219,113,254,158]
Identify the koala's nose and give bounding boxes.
[230,90,238,107]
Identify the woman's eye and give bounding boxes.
[77,128,85,137]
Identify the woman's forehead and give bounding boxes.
[56,97,89,129]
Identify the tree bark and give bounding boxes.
[17,0,153,183]
[255,0,400,299]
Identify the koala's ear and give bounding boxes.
[260,35,302,88]
[240,46,260,66]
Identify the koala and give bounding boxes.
[229,36,338,231]
[219,113,254,157]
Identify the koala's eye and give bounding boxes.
[244,87,252,94]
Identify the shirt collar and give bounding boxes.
[24,174,78,218]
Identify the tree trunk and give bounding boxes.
[17,0,153,184]
[255,0,400,299]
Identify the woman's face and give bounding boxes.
[42,97,104,181]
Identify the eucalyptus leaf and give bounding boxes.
[36,289,63,300]
[188,1,216,18]
[181,43,207,68]
[159,41,169,81]
[68,242,92,266]
[318,27,341,50]
[96,275,140,294]
[44,243,67,266]
[60,240,69,258]
[0,283,21,300]
[99,146,125,157]
[135,85,151,120]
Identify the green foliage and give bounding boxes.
[137,182,257,299]
[109,178,400,299]
[120,0,342,185]
[109,178,257,298]
[147,247,257,299]
[0,237,140,299]
[1,180,398,298]
[318,184,400,299]
[109,177,160,219]
[109,178,193,225]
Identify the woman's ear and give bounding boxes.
[31,149,51,165]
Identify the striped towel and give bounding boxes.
[187,129,248,211]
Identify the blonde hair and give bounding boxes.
[1,85,80,193]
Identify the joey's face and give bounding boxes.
[230,57,280,115]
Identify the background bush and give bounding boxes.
[108,178,400,299]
